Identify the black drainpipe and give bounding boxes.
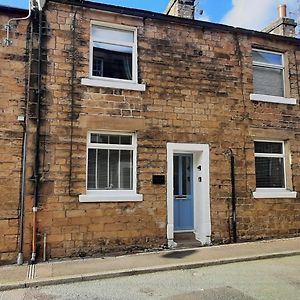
[68,9,78,196]
[31,8,43,264]
[229,149,237,243]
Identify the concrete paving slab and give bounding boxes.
[0,264,27,284]
[0,237,299,291]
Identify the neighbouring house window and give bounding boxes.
[252,49,285,97]
[87,132,135,191]
[91,24,136,81]
[254,141,286,188]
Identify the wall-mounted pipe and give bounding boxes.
[43,233,47,262]
[4,0,32,46]
[17,130,28,265]
[17,3,35,266]
[229,149,237,243]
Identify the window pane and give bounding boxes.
[255,142,283,154]
[93,43,133,80]
[109,135,120,144]
[120,135,132,145]
[91,134,108,144]
[92,26,134,43]
[253,65,284,97]
[97,149,108,189]
[87,149,96,189]
[120,150,132,189]
[109,150,119,189]
[255,157,285,188]
[182,156,191,196]
[253,50,282,65]
[173,156,179,195]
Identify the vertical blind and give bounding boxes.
[87,134,133,190]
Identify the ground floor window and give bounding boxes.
[254,140,285,189]
[87,132,135,191]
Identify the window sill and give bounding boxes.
[81,78,146,91]
[253,189,297,199]
[250,94,297,105]
[79,191,143,203]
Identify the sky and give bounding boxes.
[0,0,299,32]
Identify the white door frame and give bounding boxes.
[167,143,211,248]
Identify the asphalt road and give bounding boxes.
[1,255,299,300]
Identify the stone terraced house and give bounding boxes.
[0,0,299,264]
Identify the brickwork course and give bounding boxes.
[0,0,299,264]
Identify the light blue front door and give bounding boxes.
[174,154,194,231]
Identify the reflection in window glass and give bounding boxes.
[252,50,282,65]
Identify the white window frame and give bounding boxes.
[79,131,143,202]
[253,140,297,199]
[250,48,297,105]
[81,21,146,91]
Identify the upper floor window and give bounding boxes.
[82,22,145,91]
[252,49,285,97]
[91,23,137,83]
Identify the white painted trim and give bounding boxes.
[82,131,142,203]
[253,189,297,199]
[250,94,297,105]
[167,143,211,247]
[79,191,143,202]
[81,78,146,91]
[252,48,284,58]
[254,140,286,189]
[89,21,140,85]
[252,48,286,97]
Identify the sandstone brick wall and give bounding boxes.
[0,12,28,263]
[0,1,300,263]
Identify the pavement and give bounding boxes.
[0,237,299,292]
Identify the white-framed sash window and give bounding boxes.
[253,140,297,199]
[81,22,146,91]
[254,140,286,189]
[250,49,297,105]
[79,131,143,202]
[252,49,285,97]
